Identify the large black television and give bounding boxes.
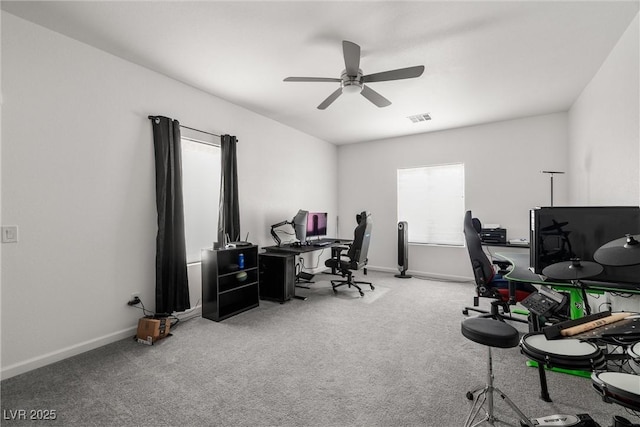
[530,206,640,284]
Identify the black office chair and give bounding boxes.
[462,210,536,320]
[325,211,375,297]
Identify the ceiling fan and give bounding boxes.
[284,40,425,110]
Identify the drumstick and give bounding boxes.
[561,312,634,337]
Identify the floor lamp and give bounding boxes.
[541,171,564,206]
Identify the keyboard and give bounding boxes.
[312,241,332,247]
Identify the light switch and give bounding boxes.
[2,226,18,243]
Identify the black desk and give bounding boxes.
[482,241,530,249]
[263,238,351,255]
[262,238,352,299]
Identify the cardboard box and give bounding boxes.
[136,317,170,345]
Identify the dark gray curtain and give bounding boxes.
[218,134,241,245]
[150,116,190,314]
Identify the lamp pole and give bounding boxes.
[541,171,564,207]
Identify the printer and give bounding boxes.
[480,227,507,244]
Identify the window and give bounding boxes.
[181,137,221,263]
[397,163,465,246]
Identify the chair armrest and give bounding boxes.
[331,245,350,258]
[327,245,351,270]
[492,260,511,268]
[492,260,511,275]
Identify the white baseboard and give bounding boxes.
[365,265,472,283]
[1,304,203,380]
[1,327,137,380]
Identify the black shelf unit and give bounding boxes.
[201,246,259,321]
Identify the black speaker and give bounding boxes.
[259,253,295,303]
[395,221,411,278]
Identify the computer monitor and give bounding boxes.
[307,212,328,238]
[292,210,309,243]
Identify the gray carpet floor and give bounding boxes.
[1,271,635,426]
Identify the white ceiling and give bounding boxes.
[3,1,638,145]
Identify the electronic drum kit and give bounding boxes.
[523,234,640,427]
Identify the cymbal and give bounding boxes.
[594,234,640,266]
[542,258,603,280]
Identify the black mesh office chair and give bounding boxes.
[325,211,375,297]
[462,210,536,319]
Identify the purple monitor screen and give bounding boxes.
[307,212,328,237]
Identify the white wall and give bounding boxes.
[0,12,337,379]
[567,13,640,313]
[568,13,640,206]
[337,113,569,280]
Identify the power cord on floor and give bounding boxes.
[128,296,202,329]
[127,297,155,317]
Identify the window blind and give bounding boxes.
[397,163,465,246]
[181,138,221,263]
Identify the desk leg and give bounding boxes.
[293,275,312,301]
[293,275,309,300]
[293,257,313,300]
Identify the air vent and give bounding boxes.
[407,113,431,123]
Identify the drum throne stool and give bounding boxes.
[461,317,533,427]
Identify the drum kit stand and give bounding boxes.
[517,234,640,427]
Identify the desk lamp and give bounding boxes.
[270,210,308,247]
[542,258,603,316]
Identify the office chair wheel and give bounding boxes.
[466,391,474,400]
[370,284,375,290]
[359,291,364,297]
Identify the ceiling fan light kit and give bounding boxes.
[284,40,425,110]
[340,69,363,94]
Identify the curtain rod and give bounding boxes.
[180,124,220,138]
[148,115,221,138]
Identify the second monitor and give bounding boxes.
[307,212,328,238]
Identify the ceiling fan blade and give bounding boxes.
[284,77,341,83]
[363,65,425,83]
[317,88,343,110]
[361,85,391,108]
[342,40,361,76]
